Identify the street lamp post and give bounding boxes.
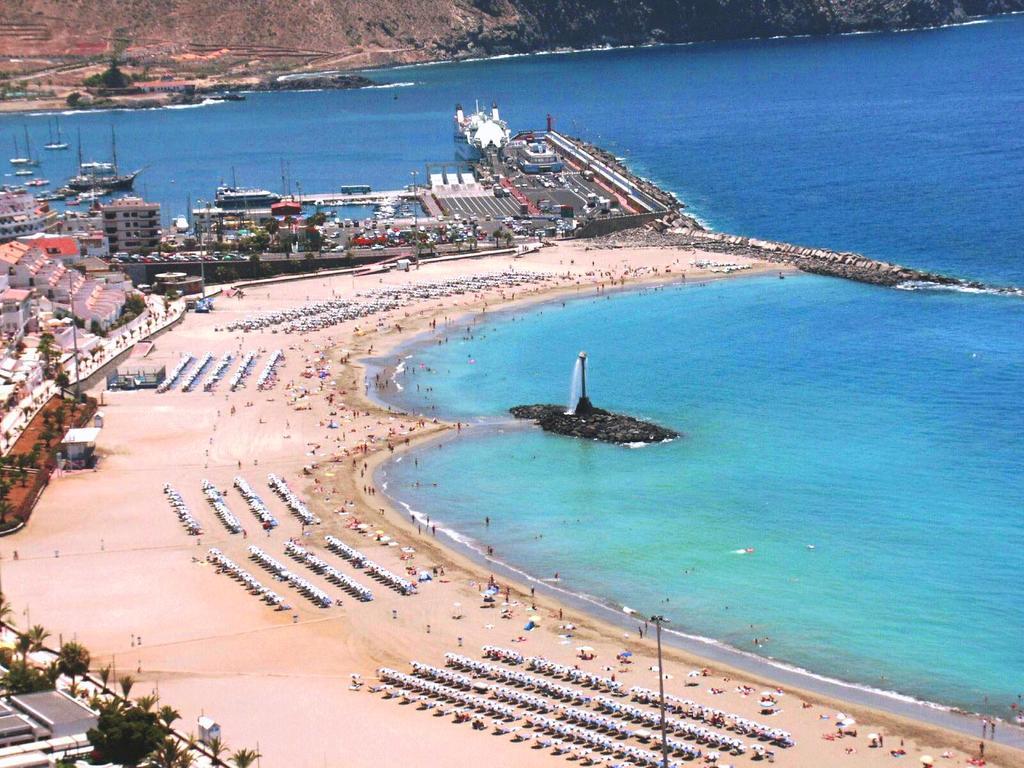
[650,614,670,768]
[410,170,419,230]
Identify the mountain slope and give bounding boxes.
[3,0,1021,66]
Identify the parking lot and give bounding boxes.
[434,190,522,219]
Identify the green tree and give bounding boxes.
[229,748,261,768]
[25,624,50,653]
[37,333,57,376]
[157,705,180,729]
[58,641,91,679]
[119,674,135,699]
[206,735,227,765]
[148,736,193,768]
[1,659,54,694]
[0,592,12,625]
[135,693,159,712]
[304,227,322,253]
[87,704,165,766]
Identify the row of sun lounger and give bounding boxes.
[256,350,283,390]
[157,355,194,393]
[163,484,201,535]
[181,352,214,392]
[230,352,259,391]
[527,656,622,693]
[593,696,747,753]
[284,541,373,602]
[323,535,368,567]
[201,479,242,534]
[248,545,334,608]
[323,534,418,595]
[207,548,285,608]
[628,687,793,746]
[203,353,235,392]
[234,476,278,529]
[377,667,518,720]
[482,645,525,665]
[528,713,692,766]
[226,272,554,335]
[381,661,695,768]
[445,654,592,705]
[267,474,320,526]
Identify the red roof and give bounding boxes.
[32,236,80,258]
[1,288,32,303]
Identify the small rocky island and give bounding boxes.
[510,352,678,445]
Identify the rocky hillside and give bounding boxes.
[3,0,1021,67]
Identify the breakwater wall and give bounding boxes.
[560,132,1017,294]
[591,213,1022,294]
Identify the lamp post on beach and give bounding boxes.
[650,614,670,768]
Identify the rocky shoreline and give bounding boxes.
[510,404,679,444]
[589,216,1022,294]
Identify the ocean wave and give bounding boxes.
[27,98,225,117]
[896,280,1023,297]
[366,81,417,89]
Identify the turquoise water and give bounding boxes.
[384,276,1024,715]
[3,13,1023,716]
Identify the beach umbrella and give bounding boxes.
[840,718,856,727]
[919,757,934,766]
[620,650,633,657]
[577,646,595,652]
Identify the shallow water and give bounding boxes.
[382,274,1024,715]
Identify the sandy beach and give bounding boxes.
[0,241,1018,768]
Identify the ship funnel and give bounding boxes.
[547,113,554,132]
[455,103,464,123]
[491,101,499,121]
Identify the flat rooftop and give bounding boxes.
[8,691,94,727]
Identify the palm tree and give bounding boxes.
[148,736,194,768]
[157,705,181,729]
[57,640,91,680]
[98,664,111,690]
[14,633,31,660]
[206,735,227,766]
[135,693,159,712]
[0,593,12,626]
[25,624,50,653]
[118,673,135,699]
[229,748,260,768]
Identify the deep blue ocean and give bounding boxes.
[5,15,1023,715]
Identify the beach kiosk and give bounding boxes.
[197,715,221,746]
[108,361,166,390]
[60,427,101,469]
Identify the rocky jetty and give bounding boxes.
[588,219,1022,294]
[510,404,678,444]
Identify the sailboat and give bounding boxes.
[9,134,30,165]
[44,117,69,151]
[66,126,140,192]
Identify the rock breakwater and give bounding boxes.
[590,218,1021,294]
[510,404,678,444]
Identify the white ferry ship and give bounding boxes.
[453,102,510,161]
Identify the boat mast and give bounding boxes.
[111,126,118,171]
[77,128,83,166]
